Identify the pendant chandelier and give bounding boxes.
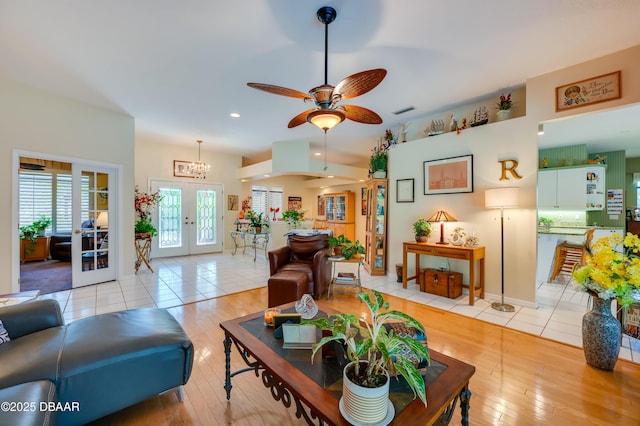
[188,140,211,179]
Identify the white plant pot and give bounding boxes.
[340,361,393,425]
[495,109,512,121]
[373,170,387,178]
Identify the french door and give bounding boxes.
[71,165,116,288]
[150,180,223,257]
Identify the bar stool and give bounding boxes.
[548,228,595,282]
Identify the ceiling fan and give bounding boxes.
[247,6,387,132]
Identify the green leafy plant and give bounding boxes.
[342,239,365,260]
[303,290,430,406]
[412,217,431,237]
[538,217,553,224]
[32,215,53,235]
[19,225,37,241]
[135,218,158,236]
[281,208,303,228]
[246,210,269,230]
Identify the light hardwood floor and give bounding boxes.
[90,287,639,426]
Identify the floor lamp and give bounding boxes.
[485,187,519,312]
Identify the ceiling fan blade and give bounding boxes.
[342,105,383,124]
[333,69,387,100]
[247,83,313,101]
[288,109,316,128]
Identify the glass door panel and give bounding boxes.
[326,196,335,221]
[72,167,115,287]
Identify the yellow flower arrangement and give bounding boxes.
[572,232,640,306]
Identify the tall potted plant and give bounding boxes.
[304,290,429,424]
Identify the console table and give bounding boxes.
[221,304,475,425]
[402,242,485,306]
[231,230,270,261]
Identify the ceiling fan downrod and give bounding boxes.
[316,6,337,86]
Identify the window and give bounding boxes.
[251,186,283,218]
[19,170,89,234]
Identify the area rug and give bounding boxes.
[20,260,72,294]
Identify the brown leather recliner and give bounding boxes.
[268,234,332,300]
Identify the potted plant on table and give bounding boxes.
[247,210,269,234]
[303,290,429,424]
[538,217,553,232]
[412,217,431,243]
[19,224,38,254]
[32,215,53,236]
[327,234,347,257]
[342,238,365,260]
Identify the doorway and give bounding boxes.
[150,180,224,257]
[17,155,118,294]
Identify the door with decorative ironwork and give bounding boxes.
[150,180,223,257]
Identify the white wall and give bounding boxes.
[388,118,538,305]
[1,78,135,294]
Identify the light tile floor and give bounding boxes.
[39,250,639,364]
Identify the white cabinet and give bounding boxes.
[537,166,605,210]
[538,168,584,210]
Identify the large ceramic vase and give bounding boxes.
[340,361,392,425]
[582,295,621,371]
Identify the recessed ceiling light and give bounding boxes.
[230,113,240,118]
[359,179,365,182]
[264,174,270,177]
[328,175,334,178]
[314,152,321,156]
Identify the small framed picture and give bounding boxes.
[423,154,473,195]
[555,71,621,112]
[396,179,414,203]
[228,195,239,211]
[173,160,194,178]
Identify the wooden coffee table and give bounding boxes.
[220,304,475,425]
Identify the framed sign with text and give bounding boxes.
[555,71,621,112]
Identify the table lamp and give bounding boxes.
[485,187,519,312]
[427,210,457,244]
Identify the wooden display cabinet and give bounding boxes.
[324,191,355,241]
[364,178,387,275]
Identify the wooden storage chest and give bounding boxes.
[423,268,462,299]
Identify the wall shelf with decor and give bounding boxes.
[364,178,388,276]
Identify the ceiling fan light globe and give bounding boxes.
[307,110,345,131]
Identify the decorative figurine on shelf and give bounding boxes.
[449,114,458,132]
[465,231,480,247]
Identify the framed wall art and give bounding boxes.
[288,196,302,210]
[173,160,194,178]
[228,194,238,211]
[396,178,414,203]
[423,154,473,195]
[361,187,367,215]
[555,70,621,112]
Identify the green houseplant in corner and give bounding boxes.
[303,290,429,424]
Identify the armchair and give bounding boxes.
[268,234,332,301]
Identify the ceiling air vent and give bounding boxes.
[392,106,415,115]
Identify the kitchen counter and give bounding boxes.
[538,226,622,236]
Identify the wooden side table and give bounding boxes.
[402,241,485,306]
[20,236,49,263]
